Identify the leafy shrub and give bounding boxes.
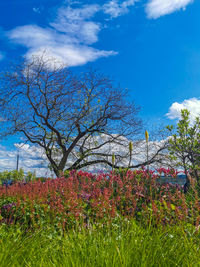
[0,169,24,185]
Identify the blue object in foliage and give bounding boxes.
[2,179,13,186]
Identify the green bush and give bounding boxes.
[0,169,24,184]
[0,169,38,185]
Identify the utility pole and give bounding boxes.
[16,150,19,171]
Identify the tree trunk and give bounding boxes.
[183,164,190,194]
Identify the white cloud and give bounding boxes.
[58,4,100,21]
[7,0,195,67]
[103,0,136,18]
[0,144,50,177]
[14,144,49,176]
[9,25,54,48]
[8,5,117,67]
[146,0,193,19]
[50,5,101,44]
[26,46,115,67]
[166,98,200,123]
[0,134,167,177]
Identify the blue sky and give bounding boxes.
[0,0,200,172]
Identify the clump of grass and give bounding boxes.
[0,220,200,267]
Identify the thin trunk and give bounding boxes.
[193,169,199,182]
[183,161,190,194]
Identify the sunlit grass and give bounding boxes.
[0,220,200,267]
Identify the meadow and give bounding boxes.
[0,168,200,266]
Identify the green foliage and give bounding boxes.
[26,171,36,182]
[113,167,129,179]
[167,109,200,181]
[0,169,38,184]
[0,168,24,184]
[63,169,70,178]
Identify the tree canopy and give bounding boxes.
[167,109,200,189]
[0,55,147,175]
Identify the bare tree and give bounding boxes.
[0,54,164,176]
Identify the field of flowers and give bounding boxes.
[0,168,199,230]
[0,168,200,266]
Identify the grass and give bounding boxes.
[1,170,200,266]
[0,220,200,267]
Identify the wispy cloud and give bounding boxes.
[50,5,101,44]
[146,0,193,19]
[166,98,200,123]
[103,0,137,18]
[8,4,117,67]
[6,0,195,67]
[33,7,41,14]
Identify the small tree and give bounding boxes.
[167,109,200,189]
